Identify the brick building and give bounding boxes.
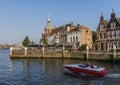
[94,10,120,51]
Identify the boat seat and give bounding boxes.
[90,65,94,68]
[85,63,89,67]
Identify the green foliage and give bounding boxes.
[22,36,30,47]
[92,31,97,43]
[79,44,87,51]
[43,38,48,45]
[65,48,72,51]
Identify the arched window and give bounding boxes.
[100,33,102,39]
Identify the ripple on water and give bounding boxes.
[0,50,120,85]
[105,74,120,78]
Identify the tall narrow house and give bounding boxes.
[95,10,120,51]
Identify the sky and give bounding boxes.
[0,0,120,45]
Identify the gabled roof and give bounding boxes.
[80,26,92,31]
[48,27,62,36]
[68,26,92,33]
[68,27,79,33]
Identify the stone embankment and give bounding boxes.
[10,46,120,63]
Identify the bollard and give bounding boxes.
[113,45,116,63]
[62,46,65,58]
[10,47,13,56]
[24,47,27,56]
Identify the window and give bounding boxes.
[117,31,120,37]
[111,23,113,29]
[112,31,116,38]
[70,37,72,42]
[114,31,116,37]
[104,33,106,38]
[73,37,75,42]
[100,33,102,39]
[76,36,78,41]
[104,33,108,39]
[100,25,103,30]
[118,42,120,48]
[109,32,112,38]
[111,22,116,29]
[109,43,112,49]
[113,23,116,28]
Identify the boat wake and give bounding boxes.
[105,74,120,78]
[64,71,120,78]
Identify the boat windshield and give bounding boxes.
[78,63,89,68]
[78,64,86,68]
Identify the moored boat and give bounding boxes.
[63,63,107,77]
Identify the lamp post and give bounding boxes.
[10,47,13,56]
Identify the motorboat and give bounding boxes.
[63,63,107,77]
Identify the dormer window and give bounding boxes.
[111,22,116,29]
[100,25,103,30]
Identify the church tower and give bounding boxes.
[40,16,53,45]
[45,16,52,34]
[111,9,116,19]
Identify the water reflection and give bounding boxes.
[0,50,120,85]
[9,59,120,85]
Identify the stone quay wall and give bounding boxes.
[10,46,120,63]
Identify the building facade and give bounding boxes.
[67,24,93,49]
[95,10,120,51]
[67,25,81,48]
[40,18,93,49]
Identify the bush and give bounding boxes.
[79,44,87,51]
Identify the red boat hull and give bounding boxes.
[63,66,107,77]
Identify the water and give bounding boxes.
[0,49,120,85]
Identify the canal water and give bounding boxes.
[0,49,120,85]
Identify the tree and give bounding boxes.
[79,44,87,51]
[92,31,97,43]
[43,38,48,45]
[22,36,30,47]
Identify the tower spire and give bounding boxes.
[47,14,50,22]
[111,8,116,18]
[101,12,103,17]
[100,12,104,23]
[112,8,114,14]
